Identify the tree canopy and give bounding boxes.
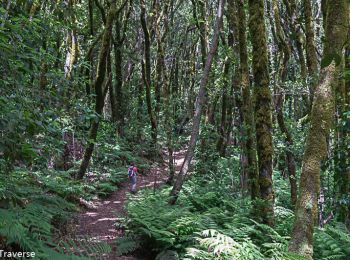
[0,0,349,259]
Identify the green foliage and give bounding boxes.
[94,181,117,197]
[1,1,349,260]
[120,147,350,259]
[0,99,147,257]
[116,234,142,256]
[0,161,122,258]
[0,6,92,170]
[272,170,298,208]
[125,188,195,249]
[0,169,111,259]
[314,223,350,259]
[185,229,264,260]
[120,178,301,259]
[94,123,150,171]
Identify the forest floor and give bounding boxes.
[73,150,185,260]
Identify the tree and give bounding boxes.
[288,0,349,257]
[140,0,158,148]
[271,0,297,208]
[77,2,118,179]
[64,0,79,80]
[236,0,259,199]
[111,0,132,137]
[336,46,350,229]
[303,0,318,107]
[169,0,225,205]
[248,0,275,226]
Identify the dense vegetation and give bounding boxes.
[0,0,349,259]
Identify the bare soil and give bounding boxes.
[73,150,185,259]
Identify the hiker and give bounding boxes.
[128,162,137,193]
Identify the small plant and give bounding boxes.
[314,223,350,259]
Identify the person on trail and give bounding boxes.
[128,162,137,193]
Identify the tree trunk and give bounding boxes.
[282,0,310,115]
[140,0,157,147]
[169,0,225,205]
[335,47,350,229]
[248,0,274,226]
[113,16,125,136]
[272,0,297,208]
[288,0,349,257]
[236,0,259,199]
[64,0,78,80]
[191,0,208,67]
[216,57,230,156]
[283,0,307,81]
[88,0,94,36]
[275,93,298,208]
[303,0,318,107]
[154,0,163,117]
[153,0,175,185]
[191,0,211,158]
[77,2,118,179]
[111,1,132,136]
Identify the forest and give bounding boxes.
[0,0,349,259]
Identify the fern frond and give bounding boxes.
[116,235,141,256]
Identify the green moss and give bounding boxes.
[259,177,272,187]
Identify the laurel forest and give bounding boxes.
[0,0,349,259]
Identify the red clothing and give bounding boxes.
[132,166,137,174]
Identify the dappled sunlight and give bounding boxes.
[1,0,348,258]
[89,235,117,242]
[92,217,118,225]
[139,181,164,189]
[85,212,98,217]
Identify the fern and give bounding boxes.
[314,223,350,259]
[185,229,264,260]
[60,235,111,259]
[0,168,114,259]
[120,163,350,260]
[95,181,116,198]
[116,234,141,256]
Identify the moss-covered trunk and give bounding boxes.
[303,0,318,107]
[113,2,134,126]
[77,3,117,179]
[282,0,307,81]
[216,0,237,158]
[248,0,274,226]
[112,16,125,137]
[288,0,349,257]
[140,0,157,147]
[216,57,230,157]
[237,0,259,199]
[271,0,297,208]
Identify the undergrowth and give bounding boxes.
[118,171,350,260]
[0,130,147,259]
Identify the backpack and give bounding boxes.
[128,166,134,178]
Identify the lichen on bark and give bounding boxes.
[248,0,274,226]
[288,0,349,258]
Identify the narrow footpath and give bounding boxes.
[74,150,185,259]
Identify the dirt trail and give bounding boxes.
[74,150,185,259]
